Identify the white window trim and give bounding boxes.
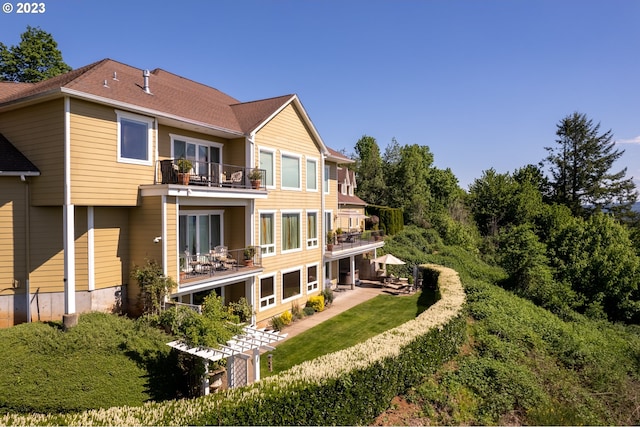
[306,157,318,192]
[281,209,303,254]
[306,262,320,293]
[259,210,276,257]
[281,151,302,191]
[259,147,276,189]
[306,210,319,249]
[281,265,303,303]
[170,134,223,158]
[179,209,225,254]
[116,110,154,166]
[258,273,277,311]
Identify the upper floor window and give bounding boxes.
[306,158,317,191]
[259,149,275,187]
[172,135,222,177]
[324,165,330,194]
[260,212,275,256]
[307,211,318,248]
[117,111,153,165]
[282,211,301,252]
[281,153,301,190]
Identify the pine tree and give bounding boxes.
[542,112,637,218]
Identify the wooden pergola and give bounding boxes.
[167,325,287,394]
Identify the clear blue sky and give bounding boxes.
[2,0,639,189]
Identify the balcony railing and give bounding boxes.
[326,230,385,252]
[179,247,262,282]
[156,159,266,190]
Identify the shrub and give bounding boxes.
[280,311,292,325]
[270,315,285,331]
[306,295,325,312]
[322,288,334,306]
[303,306,316,316]
[291,301,304,321]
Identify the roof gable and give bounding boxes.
[0,133,40,175]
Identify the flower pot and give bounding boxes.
[244,259,254,267]
[250,179,261,189]
[178,172,190,185]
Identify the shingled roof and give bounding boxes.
[0,58,297,136]
[0,133,40,175]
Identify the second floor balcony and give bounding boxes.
[155,159,266,191]
[179,246,262,285]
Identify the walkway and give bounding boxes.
[276,281,387,343]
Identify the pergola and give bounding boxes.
[167,325,288,394]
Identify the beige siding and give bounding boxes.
[252,103,325,323]
[94,207,129,290]
[0,179,26,295]
[69,99,156,206]
[29,207,64,293]
[0,100,65,205]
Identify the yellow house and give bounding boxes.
[0,58,384,328]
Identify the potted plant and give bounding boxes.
[336,227,344,243]
[176,158,192,185]
[248,168,263,189]
[326,230,335,251]
[243,246,256,267]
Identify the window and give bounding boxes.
[307,211,318,248]
[172,135,222,177]
[306,158,317,191]
[282,153,301,189]
[324,165,330,194]
[325,210,333,244]
[282,268,301,301]
[259,275,276,309]
[259,149,275,187]
[117,111,153,165]
[260,212,275,256]
[179,212,223,255]
[307,264,318,292]
[282,212,301,252]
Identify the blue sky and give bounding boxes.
[2,0,639,189]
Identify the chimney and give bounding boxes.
[142,69,152,94]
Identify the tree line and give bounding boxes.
[352,113,640,324]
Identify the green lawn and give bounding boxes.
[261,289,437,376]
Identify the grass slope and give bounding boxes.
[0,312,178,415]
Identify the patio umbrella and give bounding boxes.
[373,253,406,277]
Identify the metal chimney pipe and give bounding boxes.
[143,69,151,94]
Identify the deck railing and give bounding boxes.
[326,230,385,251]
[156,159,266,190]
[179,247,262,282]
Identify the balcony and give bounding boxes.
[326,230,385,254]
[156,159,266,191]
[179,247,262,285]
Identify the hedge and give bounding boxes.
[0,264,466,426]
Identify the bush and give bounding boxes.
[306,295,325,312]
[322,288,335,306]
[280,311,292,325]
[303,306,316,316]
[291,301,304,321]
[270,315,285,331]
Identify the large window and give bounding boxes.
[282,268,301,301]
[306,158,317,191]
[117,111,153,165]
[282,212,301,252]
[259,275,276,309]
[260,212,275,256]
[307,264,318,292]
[281,153,301,190]
[259,149,275,187]
[325,210,333,244]
[172,135,221,177]
[307,211,318,248]
[179,212,223,255]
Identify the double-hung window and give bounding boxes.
[282,211,301,252]
[259,275,276,309]
[260,212,275,256]
[281,153,301,190]
[117,111,153,165]
[307,211,318,248]
[307,264,319,292]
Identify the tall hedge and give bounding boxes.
[367,205,404,236]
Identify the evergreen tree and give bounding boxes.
[353,135,386,205]
[0,26,71,82]
[542,112,637,217]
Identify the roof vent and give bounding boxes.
[113,71,118,81]
[103,79,109,88]
[142,69,152,94]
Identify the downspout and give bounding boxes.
[23,175,31,322]
[247,133,256,325]
[321,154,326,288]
